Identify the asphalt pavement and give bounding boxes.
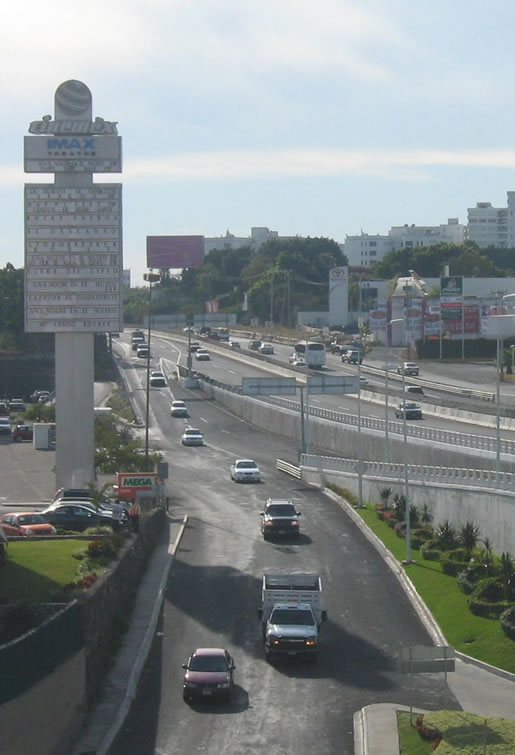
[2,442,514,754]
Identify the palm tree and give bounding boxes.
[480,537,494,577]
[435,520,457,551]
[458,522,481,560]
[500,553,514,601]
[420,504,433,525]
[379,487,392,510]
[393,493,407,520]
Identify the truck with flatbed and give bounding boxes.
[257,574,327,660]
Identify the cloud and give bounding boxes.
[5,147,515,187]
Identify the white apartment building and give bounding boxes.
[343,219,466,267]
[467,202,508,248]
[204,227,281,255]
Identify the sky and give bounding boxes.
[3,0,515,286]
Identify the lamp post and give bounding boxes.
[511,345,515,372]
[382,363,397,464]
[390,318,411,563]
[143,271,160,469]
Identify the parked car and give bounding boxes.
[395,401,422,420]
[259,343,274,355]
[171,400,188,417]
[1,512,56,537]
[182,648,236,702]
[136,344,150,358]
[397,362,419,376]
[229,340,241,349]
[13,424,33,442]
[0,402,9,417]
[0,418,12,438]
[230,459,262,483]
[260,499,301,539]
[181,428,204,446]
[9,399,25,412]
[248,339,262,350]
[30,389,50,403]
[49,492,129,520]
[150,370,167,387]
[195,349,210,361]
[40,503,115,532]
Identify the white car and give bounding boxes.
[171,400,188,417]
[229,340,241,349]
[230,459,262,483]
[290,356,306,368]
[150,370,167,387]
[181,428,204,446]
[195,349,210,361]
[359,375,368,385]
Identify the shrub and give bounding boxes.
[420,543,442,561]
[472,577,506,603]
[84,526,113,536]
[500,605,515,640]
[376,511,384,520]
[458,521,481,560]
[457,564,492,595]
[441,552,469,576]
[379,487,392,509]
[86,538,117,560]
[469,598,513,619]
[394,521,406,538]
[419,503,433,525]
[415,714,442,747]
[383,511,395,527]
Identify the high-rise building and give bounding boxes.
[467,202,508,248]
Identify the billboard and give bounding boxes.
[440,276,463,303]
[441,303,480,334]
[369,306,387,330]
[146,236,204,269]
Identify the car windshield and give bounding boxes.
[270,609,315,626]
[404,403,418,409]
[189,655,228,672]
[17,515,46,525]
[184,429,200,436]
[266,505,296,516]
[237,461,257,469]
[173,402,185,408]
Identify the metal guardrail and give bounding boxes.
[361,365,495,402]
[301,453,515,492]
[276,459,302,478]
[263,395,515,456]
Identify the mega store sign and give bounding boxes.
[117,472,158,500]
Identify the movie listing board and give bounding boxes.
[24,184,123,333]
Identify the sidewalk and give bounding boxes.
[71,512,188,755]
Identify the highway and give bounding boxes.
[109,339,460,754]
[132,332,515,448]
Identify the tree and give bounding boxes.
[458,521,481,560]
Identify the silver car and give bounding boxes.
[181,428,204,446]
[230,459,262,483]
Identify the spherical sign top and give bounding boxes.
[54,80,92,119]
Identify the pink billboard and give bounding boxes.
[146,235,204,269]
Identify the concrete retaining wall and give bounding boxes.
[203,382,515,472]
[301,466,515,555]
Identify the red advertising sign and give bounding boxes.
[441,303,480,334]
[146,235,204,269]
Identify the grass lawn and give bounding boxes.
[398,710,515,753]
[0,540,89,602]
[356,505,515,674]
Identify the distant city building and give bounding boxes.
[467,201,508,248]
[343,219,466,267]
[204,227,282,255]
[122,269,131,288]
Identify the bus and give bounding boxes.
[291,340,326,368]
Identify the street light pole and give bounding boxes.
[143,272,160,469]
[390,318,411,563]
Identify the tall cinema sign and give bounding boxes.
[24,80,123,334]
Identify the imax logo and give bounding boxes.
[47,137,96,149]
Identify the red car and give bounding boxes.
[1,512,56,537]
[13,424,33,442]
[182,648,235,702]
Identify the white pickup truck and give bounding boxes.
[258,574,327,660]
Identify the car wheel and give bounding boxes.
[183,691,190,703]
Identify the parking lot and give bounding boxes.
[0,442,56,507]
